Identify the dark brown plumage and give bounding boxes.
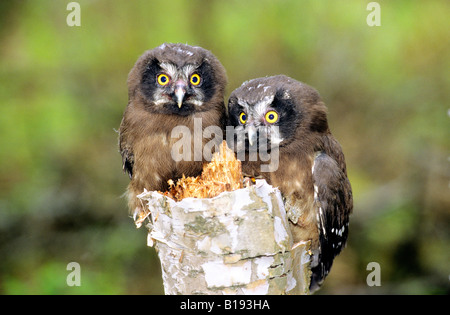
[119,43,227,218]
[227,75,353,291]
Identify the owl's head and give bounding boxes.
[128,43,227,116]
[227,75,329,152]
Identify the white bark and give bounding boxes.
[137,179,311,295]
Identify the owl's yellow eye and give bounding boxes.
[157,74,170,86]
[265,111,278,124]
[239,112,247,124]
[190,74,201,86]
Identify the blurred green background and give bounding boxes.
[0,0,448,294]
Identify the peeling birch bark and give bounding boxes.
[137,179,312,295]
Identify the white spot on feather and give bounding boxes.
[175,47,194,56]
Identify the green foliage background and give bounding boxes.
[0,0,448,294]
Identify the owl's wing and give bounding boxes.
[118,119,134,179]
[311,152,353,289]
[120,146,134,179]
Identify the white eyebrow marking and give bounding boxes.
[237,98,248,107]
[182,64,197,79]
[254,94,275,116]
[159,63,198,81]
[159,62,177,77]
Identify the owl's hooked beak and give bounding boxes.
[247,125,257,147]
[174,81,187,108]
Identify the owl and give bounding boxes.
[227,75,353,292]
[119,43,227,217]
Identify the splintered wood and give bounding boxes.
[165,141,243,201]
[138,179,311,295]
[135,140,312,295]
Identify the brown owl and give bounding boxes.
[119,43,227,218]
[227,75,353,292]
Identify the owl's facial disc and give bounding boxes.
[229,89,295,153]
[239,96,284,149]
[141,58,218,115]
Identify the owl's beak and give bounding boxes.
[247,125,257,147]
[174,81,187,108]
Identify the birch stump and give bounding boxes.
[133,142,312,295]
